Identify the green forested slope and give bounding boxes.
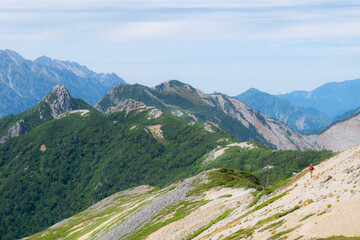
[0,108,234,239]
[205,146,332,186]
[0,86,93,138]
[95,81,268,145]
[0,97,332,239]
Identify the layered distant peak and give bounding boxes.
[33,55,53,65]
[40,84,73,118]
[35,56,92,78]
[242,87,263,95]
[237,87,332,133]
[0,49,25,65]
[278,78,360,117]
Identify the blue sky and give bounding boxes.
[1,0,360,95]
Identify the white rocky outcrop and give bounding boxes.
[0,120,25,143]
[308,114,360,152]
[105,99,163,120]
[40,84,73,119]
[207,94,317,151]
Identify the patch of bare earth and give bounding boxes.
[147,125,165,141]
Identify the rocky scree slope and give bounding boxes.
[95,80,317,151]
[191,144,360,240]
[308,112,360,152]
[0,49,125,117]
[26,145,360,240]
[0,84,92,143]
[24,168,262,240]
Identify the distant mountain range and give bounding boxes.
[237,78,360,133]
[277,78,360,118]
[0,49,125,118]
[236,88,332,133]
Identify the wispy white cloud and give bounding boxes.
[1,0,360,94]
[1,0,359,10]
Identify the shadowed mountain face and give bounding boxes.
[95,80,318,151]
[236,88,332,134]
[0,49,125,118]
[277,78,360,118]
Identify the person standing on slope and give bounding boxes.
[309,164,315,178]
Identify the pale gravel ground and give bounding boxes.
[98,174,207,240]
[145,188,255,240]
[26,145,360,240]
[197,144,360,240]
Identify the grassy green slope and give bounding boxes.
[26,168,261,240]
[0,108,235,239]
[0,99,332,239]
[205,146,332,186]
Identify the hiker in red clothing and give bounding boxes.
[309,164,315,178]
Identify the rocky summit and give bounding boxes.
[0,84,92,144]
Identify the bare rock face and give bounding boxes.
[94,83,127,114]
[0,120,25,143]
[42,84,73,118]
[207,94,318,151]
[106,99,149,115]
[0,85,73,144]
[307,113,360,152]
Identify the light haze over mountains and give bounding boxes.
[2,0,360,95]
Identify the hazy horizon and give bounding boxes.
[2,0,360,95]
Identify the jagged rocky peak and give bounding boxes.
[42,84,73,118]
[35,56,90,78]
